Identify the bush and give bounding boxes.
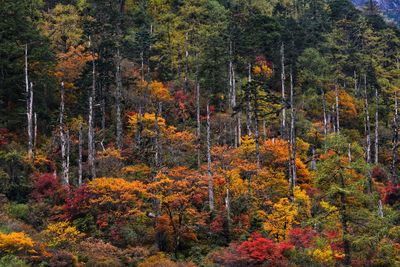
[0,255,30,267]
[48,250,77,267]
[0,232,34,254]
[7,203,29,222]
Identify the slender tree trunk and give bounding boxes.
[281,43,286,137]
[155,102,162,168]
[60,82,69,184]
[391,92,398,183]
[335,83,340,134]
[290,71,297,191]
[320,89,328,152]
[311,146,317,170]
[25,44,33,161]
[364,75,371,163]
[66,129,70,183]
[196,83,201,168]
[378,199,384,218]
[348,143,352,163]
[246,63,252,136]
[88,96,96,179]
[254,116,260,169]
[33,113,37,161]
[78,122,83,186]
[375,88,379,164]
[206,102,214,211]
[116,49,123,150]
[184,32,189,92]
[88,41,96,179]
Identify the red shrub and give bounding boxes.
[288,227,318,249]
[31,173,68,204]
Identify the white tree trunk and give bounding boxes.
[78,122,83,186]
[116,49,123,150]
[60,82,69,185]
[246,63,252,136]
[206,102,214,211]
[375,87,379,164]
[364,75,371,163]
[88,96,96,179]
[25,45,33,161]
[196,83,201,168]
[281,43,286,136]
[335,84,340,134]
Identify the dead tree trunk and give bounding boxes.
[321,89,328,152]
[335,83,340,134]
[78,122,83,186]
[184,32,189,92]
[364,75,371,163]
[290,71,297,192]
[33,113,37,160]
[246,63,252,136]
[25,44,33,162]
[391,92,399,183]
[60,82,69,185]
[196,83,201,168]
[206,102,214,211]
[281,43,286,137]
[115,49,123,150]
[88,96,96,179]
[375,87,379,164]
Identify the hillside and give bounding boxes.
[1,0,400,266]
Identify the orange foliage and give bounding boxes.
[326,89,357,118]
[0,232,34,254]
[54,45,94,86]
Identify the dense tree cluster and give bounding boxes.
[0,0,400,266]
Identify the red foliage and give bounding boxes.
[371,166,387,182]
[288,227,318,248]
[383,182,400,206]
[237,233,293,263]
[62,185,89,219]
[31,173,68,204]
[210,214,224,233]
[0,128,12,145]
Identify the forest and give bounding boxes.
[0,0,400,266]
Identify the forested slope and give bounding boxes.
[0,0,400,266]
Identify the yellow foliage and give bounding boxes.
[149,81,172,102]
[121,164,151,180]
[42,221,84,248]
[294,186,311,218]
[0,232,34,254]
[326,89,357,118]
[127,112,167,138]
[138,252,177,267]
[263,198,298,242]
[97,147,125,160]
[310,247,334,264]
[238,135,256,157]
[87,178,147,206]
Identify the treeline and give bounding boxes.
[0,0,400,266]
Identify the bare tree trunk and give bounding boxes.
[364,75,371,163]
[246,63,252,136]
[391,92,399,183]
[281,43,286,137]
[33,113,37,161]
[290,71,297,189]
[60,82,69,185]
[375,87,379,164]
[25,44,33,162]
[196,83,201,168]
[115,49,123,150]
[88,40,96,179]
[321,89,328,152]
[254,117,260,169]
[66,129,70,182]
[184,32,189,92]
[88,96,96,179]
[335,83,340,134]
[237,113,241,146]
[311,146,316,170]
[78,122,83,186]
[206,102,214,211]
[378,199,384,218]
[348,143,352,163]
[155,102,162,168]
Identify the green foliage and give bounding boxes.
[0,255,30,267]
